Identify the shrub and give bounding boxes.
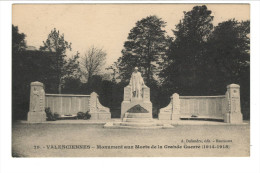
[45,107,58,121]
[77,111,91,120]
[84,111,91,120]
[53,112,60,120]
[77,112,85,119]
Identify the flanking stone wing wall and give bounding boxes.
[179,95,226,119]
[89,92,111,120]
[159,84,243,124]
[27,81,111,122]
[45,94,90,115]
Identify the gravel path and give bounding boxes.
[12,122,250,157]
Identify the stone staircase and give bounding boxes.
[104,112,174,129]
[122,113,156,127]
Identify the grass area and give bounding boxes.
[12,123,250,157]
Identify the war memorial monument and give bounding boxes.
[27,67,243,127]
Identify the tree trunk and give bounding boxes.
[146,62,151,86]
[88,72,92,83]
[58,76,62,94]
[58,84,62,94]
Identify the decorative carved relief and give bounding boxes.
[225,84,243,123]
[39,88,45,111]
[29,82,45,112]
[27,81,46,122]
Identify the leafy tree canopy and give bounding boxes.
[160,5,214,94]
[40,28,80,93]
[117,15,170,85]
[12,24,27,52]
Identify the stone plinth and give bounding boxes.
[121,85,152,119]
[89,92,111,120]
[224,84,243,124]
[27,81,46,122]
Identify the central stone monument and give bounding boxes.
[104,67,173,129]
[121,67,153,120]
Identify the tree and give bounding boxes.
[81,46,106,82]
[61,51,82,92]
[160,5,214,95]
[62,51,81,81]
[106,61,120,82]
[12,24,27,52]
[207,19,250,118]
[40,28,74,93]
[12,25,27,120]
[207,19,250,84]
[117,15,170,85]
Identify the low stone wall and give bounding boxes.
[179,95,227,119]
[159,84,243,124]
[45,94,90,115]
[27,81,111,122]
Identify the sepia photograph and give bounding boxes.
[11,3,250,157]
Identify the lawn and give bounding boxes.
[12,122,250,157]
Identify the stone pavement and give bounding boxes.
[17,119,249,126]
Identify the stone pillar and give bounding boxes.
[172,93,181,121]
[89,92,111,120]
[224,84,243,124]
[27,81,46,122]
[143,87,150,102]
[124,85,131,101]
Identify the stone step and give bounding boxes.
[108,125,164,129]
[126,113,152,118]
[124,118,154,123]
[126,113,151,116]
[120,122,157,127]
[104,122,174,129]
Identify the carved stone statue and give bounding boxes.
[129,67,145,99]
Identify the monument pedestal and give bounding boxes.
[121,85,152,119]
[121,100,152,119]
[116,83,163,129]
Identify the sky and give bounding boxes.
[12,4,250,68]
